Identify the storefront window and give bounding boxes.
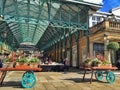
[93,43,104,56]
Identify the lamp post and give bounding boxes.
[103,33,110,62]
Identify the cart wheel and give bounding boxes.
[23,71,34,76]
[21,71,36,88]
[106,71,116,84]
[95,71,104,81]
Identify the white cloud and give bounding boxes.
[83,0,102,4]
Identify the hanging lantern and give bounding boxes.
[1,30,7,39]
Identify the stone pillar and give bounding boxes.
[104,37,111,62]
[54,44,56,61]
[90,42,93,57]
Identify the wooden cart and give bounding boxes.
[81,66,117,84]
[0,66,42,88]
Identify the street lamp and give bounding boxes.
[103,33,109,43]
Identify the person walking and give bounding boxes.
[64,58,69,72]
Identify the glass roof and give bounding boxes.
[0,0,101,50]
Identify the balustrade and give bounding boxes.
[90,20,120,34]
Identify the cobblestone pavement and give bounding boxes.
[0,70,120,90]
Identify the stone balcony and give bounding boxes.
[90,20,120,35]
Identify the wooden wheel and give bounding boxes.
[95,71,104,81]
[21,71,36,88]
[106,71,116,84]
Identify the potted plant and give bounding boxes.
[107,42,119,64]
[107,42,119,51]
[102,60,111,67]
[29,58,39,68]
[16,58,28,66]
[84,58,92,67]
[4,57,13,68]
[91,58,102,67]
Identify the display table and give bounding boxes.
[80,66,117,84]
[40,63,64,72]
[0,66,42,88]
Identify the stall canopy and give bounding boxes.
[0,0,101,51]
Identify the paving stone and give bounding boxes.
[0,70,120,90]
[38,76,48,82]
[52,82,66,88]
[34,83,46,90]
[43,82,57,90]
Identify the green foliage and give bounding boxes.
[92,58,102,66]
[102,60,110,65]
[5,58,10,62]
[107,42,119,51]
[84,59,91,64]
[29,58,39,63]
[17,58,27,63]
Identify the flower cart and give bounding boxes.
[81,66,117,84]
[82,55,118,84]
[0,66,42,88]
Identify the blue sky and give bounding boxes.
[83,0,120,12]
[100,0,120,12]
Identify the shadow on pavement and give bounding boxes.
[1,81,22,88]
[63,78,108,84]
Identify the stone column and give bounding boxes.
[104,37,111,62]
[90,42,93,57]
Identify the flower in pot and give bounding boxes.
[29,58,39,68]
[102,60,111,67]
[5,58,10,62]
[84,58,92,67]
[16,58,28,66]
[4,57,13,68]
[91,58,102,67]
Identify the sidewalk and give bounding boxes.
[0,68,120,90]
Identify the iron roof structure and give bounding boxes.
[0,0,101,51]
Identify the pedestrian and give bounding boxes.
[64,58,69,72]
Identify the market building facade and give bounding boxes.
[2,0,118,68]
[47,10,120,67]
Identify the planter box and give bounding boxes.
[96,64,102,67]
[3,62,14,68]
[98,64,112,67]
[29,63,39,68]
[83,63,91,67]
[15,62,28,68]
